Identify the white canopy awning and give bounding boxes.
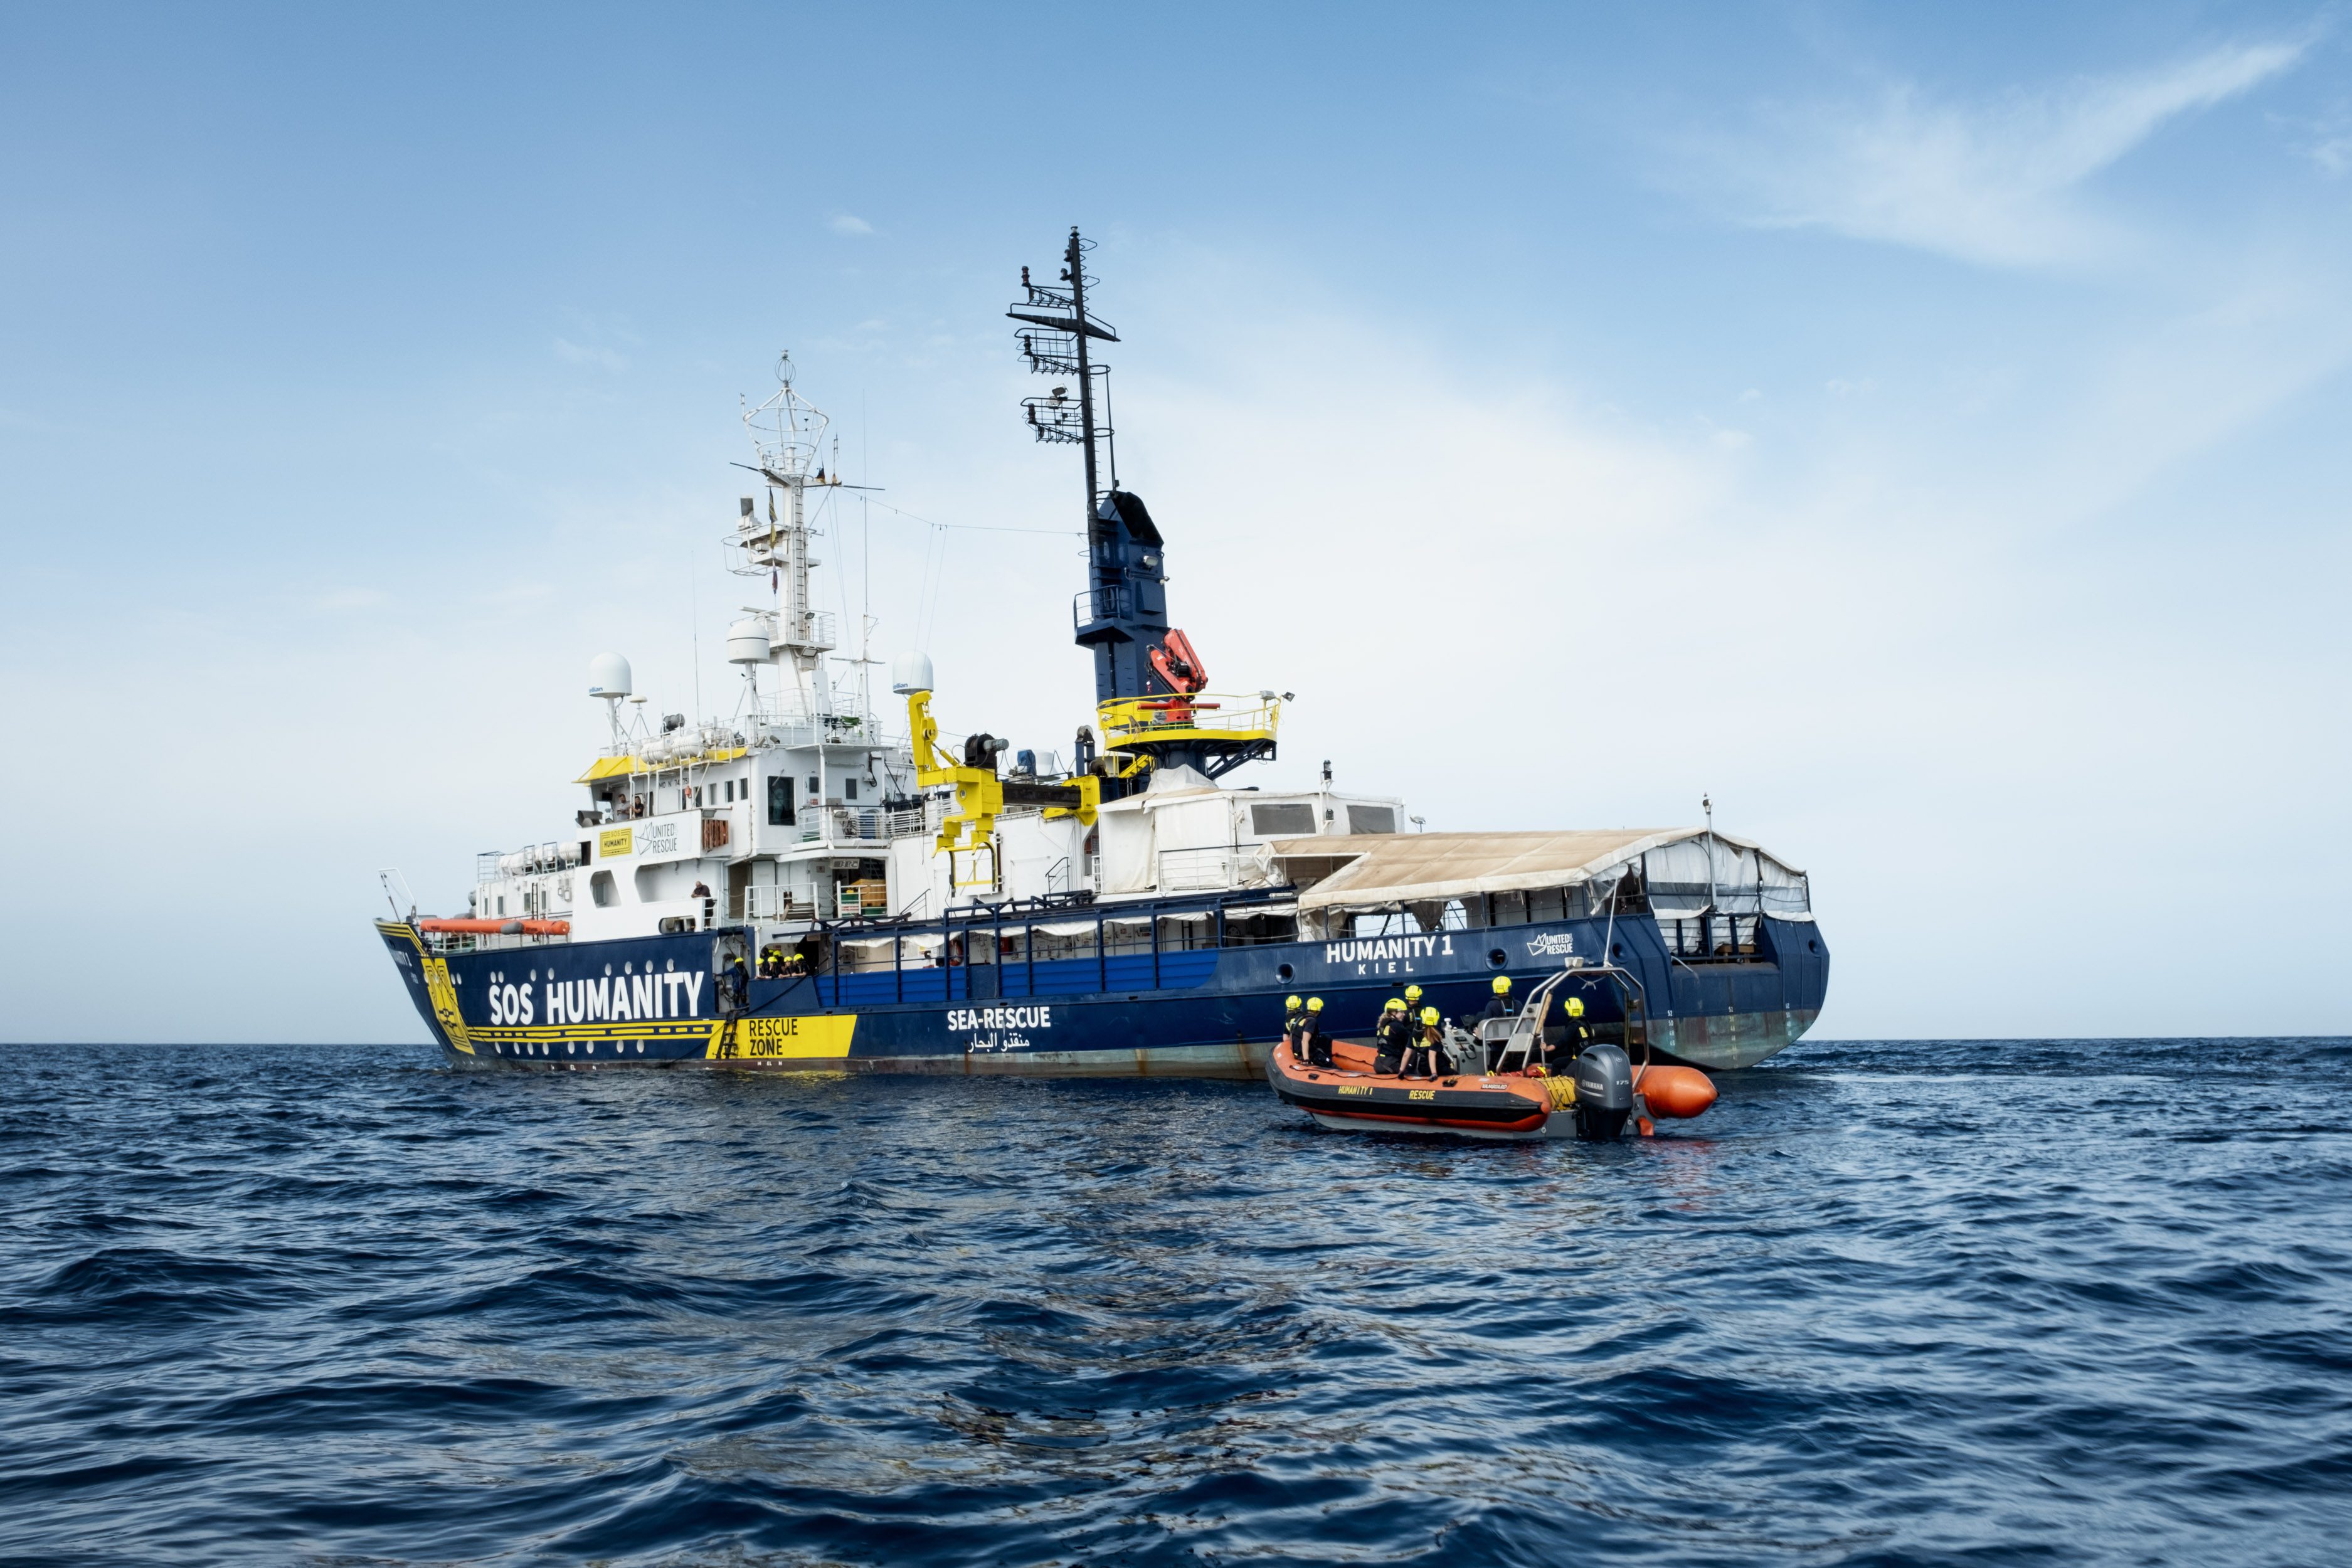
[1266,828,1806,913]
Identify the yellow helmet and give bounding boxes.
[1306,997,1324,1012]
[1492,975,1512,993]
[1383,997,1406,1012]
[1404,985,1422,1002]
[1566,997,1586,1017]
[1420,1006,1440,1025]
[1285,994,1302,1010]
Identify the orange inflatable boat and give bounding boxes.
[1265,970,1717,1141]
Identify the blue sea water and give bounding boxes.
[3,1037,2349,1567]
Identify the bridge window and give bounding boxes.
[1347,805,1396,834]
[1251,803,1315,836]
[768,776,795,826]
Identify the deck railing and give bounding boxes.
[1096,692,1280,750]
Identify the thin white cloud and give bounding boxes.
[2274,102,2352,176]
[553,337,627,371]
[1700,39,2307,267]
[829,213,876,236]
[307,586,388,612]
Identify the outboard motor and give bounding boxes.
[1571,1044,1634,1141]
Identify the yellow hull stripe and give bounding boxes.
[421,955,475,1056]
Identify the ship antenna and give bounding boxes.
[1004,228,1276,786]
[733,349,842,725]
[1703,792,1718,915]
[1009,225,1120,524]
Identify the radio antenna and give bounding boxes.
[1009,227,1120,521]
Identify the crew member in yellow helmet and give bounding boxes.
[1303,996,1333,1067]
[1400,1004,1445,1079]
[1465,974,1517,1069]
[1547,993,1592,1073]
[1281,994,1310,1057]
[1470,973,1515,1028]
[1374,998,1412,1074]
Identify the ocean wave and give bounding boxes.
[1,1038,2347,1565]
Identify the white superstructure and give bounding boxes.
[448,355,1409,958]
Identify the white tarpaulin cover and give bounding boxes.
[1098,801,1155,895]
[1266,828,1808,912]
[839,933,950,954]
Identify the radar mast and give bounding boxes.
[1008,230,1279,784]
[734,352,841,724]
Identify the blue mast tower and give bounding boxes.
[1009,228,1281,792]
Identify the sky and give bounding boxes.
[3,3,2346,1042]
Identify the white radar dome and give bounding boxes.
[890,650,935,695]
[587,652,632,699]
[726,615,776,665]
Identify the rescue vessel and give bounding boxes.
[1264,971,1722,1140]
[376,229,1831,1075]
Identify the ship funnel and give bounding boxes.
[588,652,632,699]
[891,650,935,695]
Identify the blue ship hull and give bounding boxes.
[379,899,1827,1075]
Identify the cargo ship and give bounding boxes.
[376,229,1830,1075]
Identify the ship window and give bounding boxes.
[496,896,506,916]
[1347,805,1397,835]
[807,775,819,795]
[1250,803,1315,837]
[768,776,795,826]
[844,778,857,802]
